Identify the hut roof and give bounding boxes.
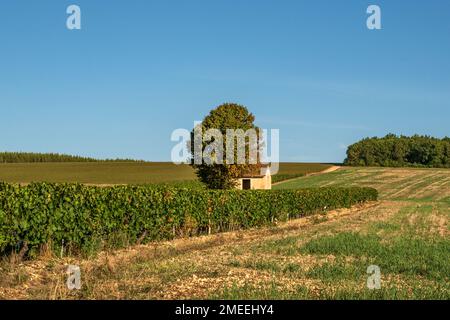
[239,165,270,178]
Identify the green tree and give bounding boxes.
[190,103,263,189]
[344,134,450,168]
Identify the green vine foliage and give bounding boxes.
[0,182,377,258]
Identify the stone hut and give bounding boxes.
[236,166,271,190]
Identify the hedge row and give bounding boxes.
[0,182,378,257]
[0,151,142,163]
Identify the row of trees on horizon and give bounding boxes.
[345,134,450,168]
[0,152,142,163]
[2,134,450,168]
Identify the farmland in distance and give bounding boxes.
[0,162,331,185]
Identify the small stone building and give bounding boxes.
[236,166,271,190]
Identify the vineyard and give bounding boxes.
[0,182,377,258]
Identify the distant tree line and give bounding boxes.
[344,134,450,168]
[0,152,142,163]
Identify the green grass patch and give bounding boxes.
[301,232,450,280]
[306,259,365,282]
[210,281,310,300]
[369,221,401,233]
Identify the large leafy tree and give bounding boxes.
[190,103,263,189]
[344,134,450,168]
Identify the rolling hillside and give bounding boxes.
[1,166,448,299]
[0,162,331,185]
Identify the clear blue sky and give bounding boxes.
[1,0,449,162]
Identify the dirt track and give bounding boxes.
[272,165,341,186]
